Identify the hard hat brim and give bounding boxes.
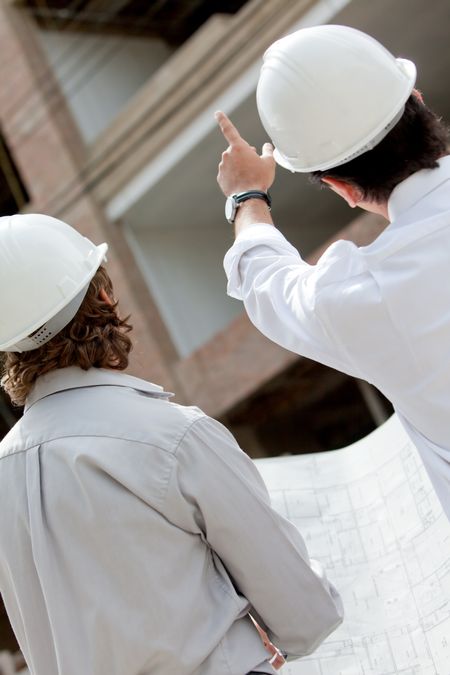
[273,148,299,173]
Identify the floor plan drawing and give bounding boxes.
[256,415,450,674]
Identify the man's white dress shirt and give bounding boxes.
[224,156,450,520]
[0,367,342,675]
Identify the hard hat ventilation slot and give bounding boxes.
[30,326,53,345]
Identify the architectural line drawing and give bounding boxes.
[256,416,450,675]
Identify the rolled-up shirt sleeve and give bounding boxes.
[224,224,362,374]
[164,415,343,657]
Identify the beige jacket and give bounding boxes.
[0,367,343,675]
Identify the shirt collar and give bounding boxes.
[388,155,450,223]
[25,366,173,411]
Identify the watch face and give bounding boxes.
[225,196,236,223]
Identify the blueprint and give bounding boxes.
[256,415,450,675]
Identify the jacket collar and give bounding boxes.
[25,366,173,411]
[388,155,450,223]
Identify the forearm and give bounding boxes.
[230,240,322,358]
[176,417,343,656]
[234,197,274,237]
[224,230,356,374]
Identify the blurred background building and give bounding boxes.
[0,0,449,660]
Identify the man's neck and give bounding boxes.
[358,199,390,222]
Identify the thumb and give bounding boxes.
[261,142,274,159]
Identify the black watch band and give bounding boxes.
[234,190,272,207]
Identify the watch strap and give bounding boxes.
[233,190,272,208]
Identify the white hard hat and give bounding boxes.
[0,214,108,352]
[256,25,417,172]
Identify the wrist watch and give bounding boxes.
[225,190,271,224]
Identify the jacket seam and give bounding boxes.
[0,430,198,463]
[171,415,206,458]
[160,415,207,507]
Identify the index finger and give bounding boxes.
[215,110,244,146]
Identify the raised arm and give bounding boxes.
[215,111,276,235]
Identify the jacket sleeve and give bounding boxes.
[164,414,344,657]
[223,224,364,376]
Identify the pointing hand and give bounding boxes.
[215,111,275,197]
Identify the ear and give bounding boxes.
[321,176,363,208]
[412,88,424,104]
[99,287,114,306]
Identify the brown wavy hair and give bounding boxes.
[1,266,132,406]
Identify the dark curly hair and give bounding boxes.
[1,266,132,406]
[311,94,450,203]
